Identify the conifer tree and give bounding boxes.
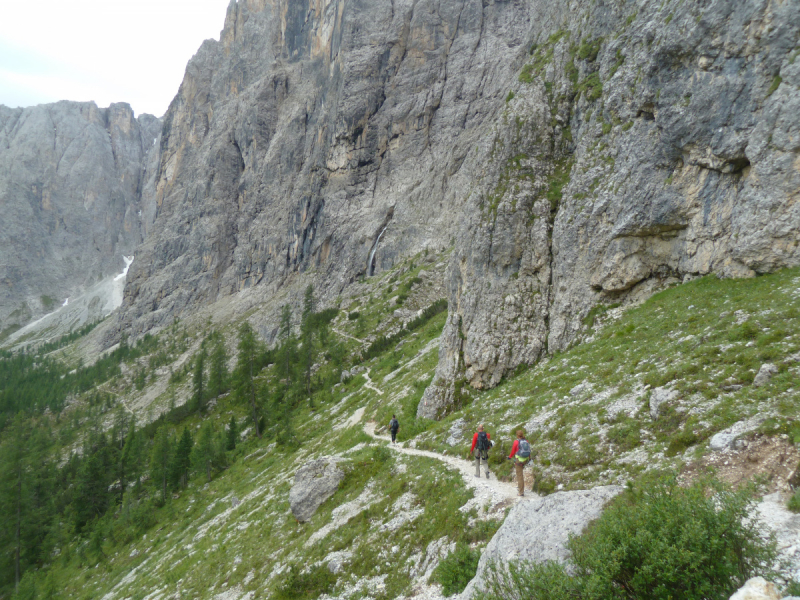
[234,322,261,438]
[171,428,194,489]
[72,434,114,532]
[278,304,294,386]
[192,346,207,414]
[192,422,216,483]
[207,332,229,400]
[300,285,316,400]
[120,423,144,500]
[226,416,238,451]
[149,427,172,503]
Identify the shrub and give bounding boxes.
[274,565,336,600]
[788,489,800,513]
[431,542,481,596]
[483,476,777,600]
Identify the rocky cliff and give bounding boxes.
[419,0,800,417]
[0,101,161,337]
[56,0,799,415]
[115,0,537,339]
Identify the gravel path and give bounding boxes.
[364,420,532,507]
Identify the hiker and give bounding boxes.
[508,430,532,496]
[470,424,492,478]
[389,415,400,444]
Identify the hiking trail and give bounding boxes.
[364,420,535,508]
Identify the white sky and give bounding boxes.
[0,0,233,118]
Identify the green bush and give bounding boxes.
[484,476,777,600]
[431,542,481,596]
[273,565,336,600]
[788,489,800,513]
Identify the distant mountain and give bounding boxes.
[0,101,160,340]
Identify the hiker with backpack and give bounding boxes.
[470,424,492,479]
[389,415,400,444]
[508,430,531,496]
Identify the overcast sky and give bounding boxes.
[0,0,233,117]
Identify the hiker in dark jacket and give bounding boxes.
[508,430,531,496]
[389,415,399,443]
[470,424,492,478]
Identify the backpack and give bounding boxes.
[476,431,491,451]
[516,439,531,459]
[390,418,399,432]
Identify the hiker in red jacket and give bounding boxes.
[470,424,492,479]
[508,430,532,496]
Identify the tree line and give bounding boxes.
[0,285,343,596]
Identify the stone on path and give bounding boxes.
[289,457,345,523]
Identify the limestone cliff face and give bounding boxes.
[116,0,537,337]
[0,101,161,333]
[419,0,800,417]
[97,0,798,415]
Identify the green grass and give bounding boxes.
[412,267,800,491]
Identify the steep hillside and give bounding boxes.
[2,258,799,599]
[0,102,161,338]
[422,0,800,415]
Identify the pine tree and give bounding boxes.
[192,346,207,414]
[72,435,114,532]
[170,428,194,489]
[234,322,262,438]
[191,422,216,483]
[278,304,294,386]
[208,332,229,400]
[120,423,144,500]
[226,416,238,451]
[149,427,172,503]
[300,285,316,401]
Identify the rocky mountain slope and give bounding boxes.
[421,0,800,416]
[7,257,798,600]
[114,0,537,342]
[68,0,794,419]
[0,101,161,338]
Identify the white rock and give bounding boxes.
[753,363,778,388]
[289,457,345,522]
[728,577,780,600]
[460,486,623,599]
[650,386,679,420]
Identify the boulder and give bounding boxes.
[650,386,679,420]
[445,418,466,447]
[289,458,345,523]
[709,418,762,451]
[460,486,623,599]
[753,364,779,388]
[728,577,780,600]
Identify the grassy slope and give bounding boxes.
[19,263,800,599]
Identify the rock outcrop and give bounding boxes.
[113,0,539,340]
[4,0,794,418]
[289,457,345,523]
[729,577,782,600]
[461,485,623,599]
[420,0,800,417]
[0,101,160,336]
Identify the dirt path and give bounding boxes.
[364,421,533,508]
[332,325,364,344]
[362,369,384,396]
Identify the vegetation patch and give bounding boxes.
[483,476,777,600]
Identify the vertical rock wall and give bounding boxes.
[0,101,160,333]
[115,0,539,338]
[419,0,800,418]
